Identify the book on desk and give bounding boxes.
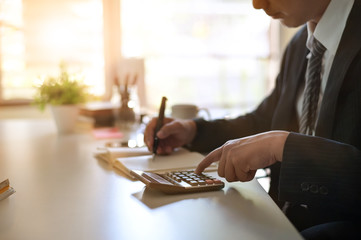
[80,102,116,127]
[94,147,217,179]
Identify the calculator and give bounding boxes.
[130,170,225,194]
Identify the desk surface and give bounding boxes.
[0,119,302,240]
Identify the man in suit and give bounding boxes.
[145,0,361,238]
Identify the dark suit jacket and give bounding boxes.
[190,0,361,222]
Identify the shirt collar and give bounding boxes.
[306,0,354,55]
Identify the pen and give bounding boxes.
[153,96,167,156]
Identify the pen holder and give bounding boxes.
[118,94,136,123]
[114,85,138,142]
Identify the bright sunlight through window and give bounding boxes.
[121,0,271,111]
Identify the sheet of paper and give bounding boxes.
[94,146,151,164]
[107,146,151,158]
[113,148,217,178]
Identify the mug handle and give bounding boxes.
[197,108,211,120]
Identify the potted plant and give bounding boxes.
[33,63,89,133]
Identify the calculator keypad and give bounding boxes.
[165,171,223,187]
[131,169,224,194]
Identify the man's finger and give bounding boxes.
[195,148,221,174]
[157,120,180,139]
[217,147,226,177]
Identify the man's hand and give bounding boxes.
[144,117,197,154]
[195,131,290,182]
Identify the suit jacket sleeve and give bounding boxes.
[188,83,280,153]
[280,133,361,216]
[188,27,307,153]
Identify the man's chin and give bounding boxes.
[280,19,304,28]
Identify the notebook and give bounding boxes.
[112,148,217,179]
[94,146,151,164]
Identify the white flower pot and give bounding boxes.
[50,105,79,134]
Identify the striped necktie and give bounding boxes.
[299,37,327,135]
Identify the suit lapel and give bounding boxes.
[272,27,308,131]
[277,51,308,130]
[316,1,361,138]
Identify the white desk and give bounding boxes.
[0,119,302,240]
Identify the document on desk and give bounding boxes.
[113,148,217,179]
[94,146,151,164]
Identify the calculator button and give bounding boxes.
[189,181,198,186]
[198,180,206,185]
[205,179,214,184]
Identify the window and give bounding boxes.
[0,0,274,115]
[121,0,272,112]
[0,0,104,105]
[0,0,25,103]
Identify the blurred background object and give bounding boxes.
[0,0,298,119]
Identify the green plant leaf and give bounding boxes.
[32,63,89,111]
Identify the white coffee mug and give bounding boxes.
[171,104,211,120]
